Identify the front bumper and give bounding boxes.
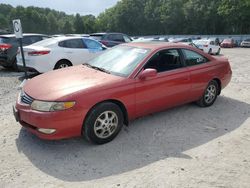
[14,100,87,140]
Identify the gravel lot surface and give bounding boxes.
[0,48,250,188]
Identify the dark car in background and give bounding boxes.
[0,33,50,70]
[240,39,250,48]
[89,32,132,47]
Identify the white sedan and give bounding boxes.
[193,39,221,55]
[17,36,106,73]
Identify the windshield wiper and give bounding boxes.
[83,63,111,74]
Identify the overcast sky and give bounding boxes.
[1,0,119,16]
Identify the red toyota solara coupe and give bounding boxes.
[14,42,232,144]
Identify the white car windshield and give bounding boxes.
[85,45,150,77]
[194,40,209,45]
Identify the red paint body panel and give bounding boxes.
[15,42,232,140]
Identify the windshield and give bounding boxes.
[86,45,150,77]
[194,40,209,45]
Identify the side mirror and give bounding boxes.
[139,69,157,79]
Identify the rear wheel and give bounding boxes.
[83,102,124,144]
[54,60,72,70]
[197,80,219,107]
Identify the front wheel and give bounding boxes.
[83,102,124,144]
[197,80,219,107]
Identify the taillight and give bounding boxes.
[204,45,208,47]
[28,50,50,56]
[0,43,12,51]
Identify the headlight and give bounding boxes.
[31,100,75,112]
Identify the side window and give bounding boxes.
[83,39,102,49]
[58,39,85,48]
[144,49,183,73]
[182,49,208,66]
[123,35,131,43]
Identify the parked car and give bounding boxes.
[17,36,107,73]
[193,39,221,55]
[89,33,132,47]
[208,37,220,46]
[240,39,250,47]
[220,38,235,48]
[0,33,50,69]
[14,42,232,144]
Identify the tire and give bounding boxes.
[208,48,212,54]
[216,48,220,55]
[197,80,219,107]
[54,60,72,70]
[83,102,124,144]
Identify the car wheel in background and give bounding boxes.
[83,102,124,144]
[208,48,212,54]
[54,60,72,70]
[216,48,221,55]
[197,80,219,107]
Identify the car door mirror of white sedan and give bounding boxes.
[139,68,157,80]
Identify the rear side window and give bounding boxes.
[83,39,102,49]
[59,39,86,48]
[182,49,208,66]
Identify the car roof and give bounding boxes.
[124,41,194,50]
[90,32,125,36]
[0,33,48,38]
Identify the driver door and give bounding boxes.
[135,49,191,117]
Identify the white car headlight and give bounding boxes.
[31,100,75,112]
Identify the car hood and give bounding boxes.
[24,65,123,101]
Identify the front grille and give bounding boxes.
[21,92,34,105]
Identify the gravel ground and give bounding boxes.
[0,48,250,188]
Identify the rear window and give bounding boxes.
[0,37,11,43]
[90,35,104,41]
[32,38,58,47]
[245,39,250,42]
[58,39,85,48]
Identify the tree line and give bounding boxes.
[1,0,250,36]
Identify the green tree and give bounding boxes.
[74,13,84,33]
